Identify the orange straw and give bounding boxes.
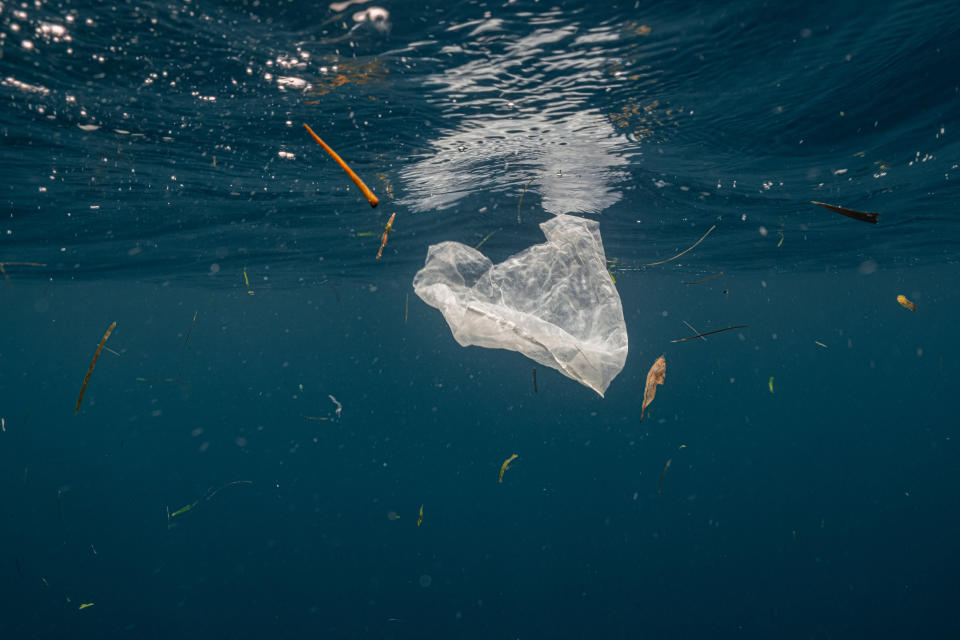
[303,123,378,208]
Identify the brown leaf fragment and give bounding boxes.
[641,355,666,423]
[75,321,117,414]
[811,201,879,224]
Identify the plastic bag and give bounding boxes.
[413,214,628,396]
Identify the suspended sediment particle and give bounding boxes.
[811,200,879,224]
[640,356,666,422]
[75,321,117,414]
[303,123,379,208]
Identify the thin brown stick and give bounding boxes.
[0,261,46,284]
[645,225,716,266]
[681,271,723,285]
[303,123,378,207]
[671,324,747,343]
[75,321,117,414]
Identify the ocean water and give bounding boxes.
[2,0,960,637]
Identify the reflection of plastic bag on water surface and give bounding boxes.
[413,214,628,396]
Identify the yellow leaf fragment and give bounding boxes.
[78,603,95,610]
[769,376,774,394]
[897,294,917,312]
[640,355,666,422]
[417,504,423,527]
[243,268,254,295]
[170,501,198,518]
[499,453,519,483]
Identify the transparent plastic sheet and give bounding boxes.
[413,214,628,396]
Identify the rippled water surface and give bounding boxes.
[2,1,960,637]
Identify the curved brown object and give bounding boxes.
[641,355,666,422]
[75,321,117,414]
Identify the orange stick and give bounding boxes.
[376,213,396,260]
[303,123,378,208]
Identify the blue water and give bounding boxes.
[2,0,960,637]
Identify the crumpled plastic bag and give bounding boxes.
[413,214,628,396]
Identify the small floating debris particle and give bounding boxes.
[376,213,396,260]
[645,225,716,266]
[896,294,917,311]
[640,356,666,422]
[657,458,672,494]
[671,325,747,343]
[328,395,342,420]
[681,272,723,286]
[499,453,519,483]
[243,268,254,295]
[517,177,535,223]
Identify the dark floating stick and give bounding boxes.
[75,322,117,414]
[182,311,198,350]
[671,324,747,343]
[811,200,879,224]
[657,458,672,494]
[532,367,538,393]
[682,272,723,286]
